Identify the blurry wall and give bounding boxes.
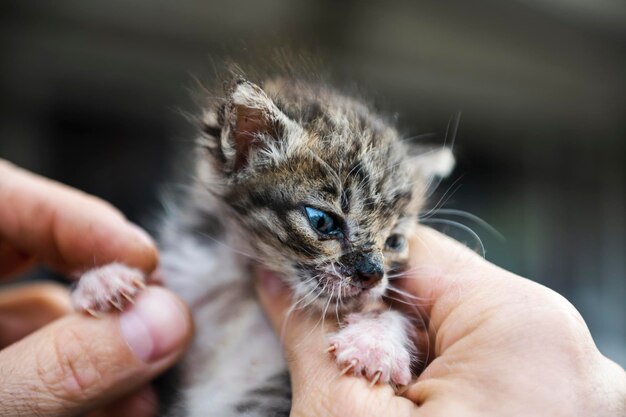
[1,0,625,365]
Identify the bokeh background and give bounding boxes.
[1,1,625,365]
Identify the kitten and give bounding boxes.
[72,73,454,416]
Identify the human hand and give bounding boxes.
[0,160,193,417]
[256,225,626,416]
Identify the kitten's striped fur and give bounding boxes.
[74,69,454,416]
[155,73,453,416]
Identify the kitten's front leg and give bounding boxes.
[71,262,147,315]
[328,309,413,386]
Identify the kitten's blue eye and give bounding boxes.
[304,207,342,237]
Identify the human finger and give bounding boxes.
[0,240,37,278]
[85,385,157,417]
[0,282,72,348]
[401,226,497,309]
[402,226,586,338]
[0,287,193,417]
[0,160,158,277]
[255,270,415,417]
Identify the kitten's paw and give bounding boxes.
[328,311,412,386]
[71,263,146,315]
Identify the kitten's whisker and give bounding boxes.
[388,273,446,282]
[380,290,433,365]
[293,286,329,350]
[281,281,321,344]
[387,272,436,281]
[384,294,426,308]
[294,280,324,312]
[422,217,485,257]
[333,283,343,322]
[428,208,505,241]
[280,277,319,342]
[419,176,463,220]
[386,286,430,304]
[444,111,461,153]
[297,282,331,347]
[290,277,320,310]
[420,112,459,201]
[321,287,334,333]
[386,265,438,279]
[399,132,439,143]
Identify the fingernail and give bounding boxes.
[257,269,285,297]
[128,223,156,248]
[120,287,189,362]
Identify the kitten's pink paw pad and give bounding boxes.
[71,263,146,314]
[328,312,412,386]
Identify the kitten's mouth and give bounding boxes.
[256,265,384,312]
[318,274,383,302]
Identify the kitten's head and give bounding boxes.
[199,77,453,310]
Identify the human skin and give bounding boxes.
[2,158,624,416]
[0,160,193,417]
[256,226,626,417]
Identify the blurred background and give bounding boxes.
[1,1,624,365]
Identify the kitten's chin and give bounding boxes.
[315,280,386,313]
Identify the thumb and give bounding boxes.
[255,270,336,365]
[0,287,193,417]
[255,270,340,398]
[255,271,415,417]
[254,269,294,334]
[402,226,499,315]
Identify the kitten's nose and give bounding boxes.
[354,253,384,288]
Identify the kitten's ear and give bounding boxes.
[410,147,455,179]
[408,147,455,205]
[205,80,300,172]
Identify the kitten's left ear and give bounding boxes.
[211,80,301,172]
[410,147,455,179]
[408,147,455,209]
